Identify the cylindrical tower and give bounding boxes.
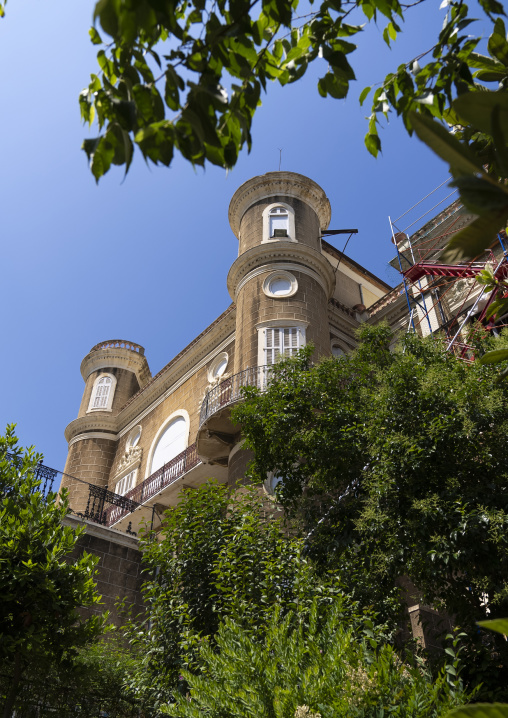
[227,171,335,374]
[62,340,151,513]
[196,171,336,484]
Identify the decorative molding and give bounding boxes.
[228,243,336,300]
[65,415,119,444]
[114,446,143,478]
[117,330,236,439]
[228,171,331,237]
[81,346,151,386]
[68,431,120,448]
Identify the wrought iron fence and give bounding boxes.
[4,452,58,497]
[0,672,144,717]
[103,443,199,527]
[199,365,272,426]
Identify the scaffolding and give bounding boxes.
[388,182,508,359]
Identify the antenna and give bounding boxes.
[278,148,283,171]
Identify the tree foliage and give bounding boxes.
[163,600,468,718]
[79,0,506,180]
[0,426,105,717]
[232,326,508,698]
[124,482,378,712]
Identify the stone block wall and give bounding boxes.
[234,269,331,372]
[238,196,321,253]
[63,437,118,514]
[64,516,145,627]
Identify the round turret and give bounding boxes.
[61,340,151,514]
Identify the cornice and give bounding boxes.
[228,172,331,237]
[227,243,336,300]
[65,415,119,444]
[115,310,237,433]
[80,347,151,385]
[327,305,360,333]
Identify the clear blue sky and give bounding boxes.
[0,0,485,474]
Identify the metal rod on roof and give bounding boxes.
[393,177,451,223]
[401,189,458,234]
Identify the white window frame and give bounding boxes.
[207,352,229,383]
[256,320,308,367]
[262,271,298,299]
[262,202,296,244]
[87,372,117,413]
[145,410,190,478]
[115,469,137,497]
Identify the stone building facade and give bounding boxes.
[62,170,498,646]
[61,171,391,533]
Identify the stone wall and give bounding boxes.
[62,437,118,514]
[64,516,145,627]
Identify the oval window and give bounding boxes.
[263,271,297,299]
[151,417,187,474]
[129,426,142,448]
[269,277,292,296]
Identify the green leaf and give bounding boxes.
[447,705,508,718]
[359,86,371,106]
[488,18,508,67]
[477,350,508,365]
[440,211,508,262]
[89,26,103,45]
[409,112,483,177]
[453,91,508,139]
[450,174,508,215]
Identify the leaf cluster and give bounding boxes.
[162,599,468,718]
[0,426,106,713]
[80,0,506,178]
[124,482,365,711]
[233,326,508,697]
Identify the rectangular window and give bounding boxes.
[269,212,288,237]
[115,470,137,497]
[264,327,301,365]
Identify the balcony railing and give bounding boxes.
[199,365,272,427]
[4,453,58,497]
[103,443,199,526]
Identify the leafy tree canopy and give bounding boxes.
[232,326,508,698]
[163,599,469,718]
[76,0,505,180]
[125,482,387,712]
[0,426,105,717]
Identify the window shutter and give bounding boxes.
[93,376,112,409]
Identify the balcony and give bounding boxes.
[197,365,271,463]
[82,442,224,534]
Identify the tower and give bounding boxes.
[61,340,151,513]
[197,171,336,484]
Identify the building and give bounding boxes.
[61,171,391,535]
[60,170,505,637]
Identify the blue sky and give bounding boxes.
[0,0,480,474]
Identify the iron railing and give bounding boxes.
[103,443,199,527]
[199,365,272,426]
[4,452,58,496]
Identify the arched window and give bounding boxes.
[262,203,296,243]
[88,373,116,412]
[331,342,346,358]
[150,416,187,475]
[269,206,289,237]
